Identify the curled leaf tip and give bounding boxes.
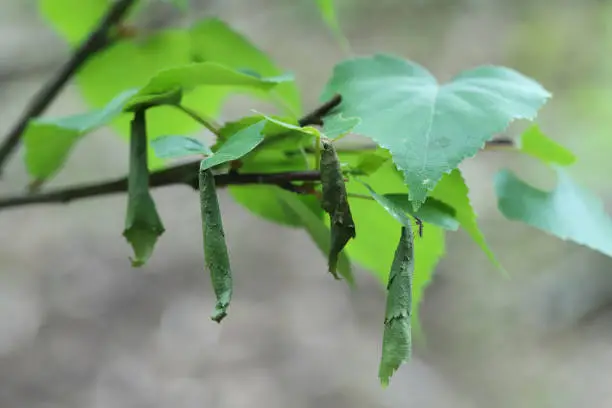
[210,308,228,323]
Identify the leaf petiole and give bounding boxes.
[173,104,222,139]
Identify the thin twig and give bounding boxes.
[298,94,342,126]
[0,163,321,210]
[0,0,138,176]
[484,138,515,150]
[173,104,222,137]
[0,95,349,211]
[284,137,516,157]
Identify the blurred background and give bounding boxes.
[2,0,612,407]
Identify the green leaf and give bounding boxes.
[74,30,194,169]
[162,0,188,11]
[123,111,165,267]
[228,151,322,227]
[322,114,361,139]
[350,149,391,176]
[321,54,551,208]
[315,0,351,53]
[495,169,612,257]
[199,168,233,322]
[24,89,138,182]
[379,225,414,387]
[123,62,292,111]
[430,169,505,274]
[38,0,109,46]
[340,157,445,342]
[200,121,266,171]
[255,112,321,137]
[276,188,354,285]
[320,139,356,279]
[189,18,302,116]
[518,124,576,166]
[69,25,297,169]
[360,182,459,231]
[151,135,211,159]
[218,115,314,151]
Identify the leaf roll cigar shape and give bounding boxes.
[319,138,356,279]
[199,167,233,323]
[379,225,414,386]
[123,110,165,267]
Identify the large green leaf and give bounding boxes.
[430,169,504,274]
[123,63,293,111]
[189,18,302,116]
[23,89,138,183]
[38,0,109,46]
[200,121,266,171]
[321,54,551,208]
[75,30,193,169]
[341,158,446,340]
[276,188,354,285]
[495,169,612,257]
[518,124,576,166]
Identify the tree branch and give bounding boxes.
[0,162,321,210]
[0,94,348,211]
[0,0,138,176]
[298,93,342,126]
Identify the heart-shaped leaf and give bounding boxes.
[322,54,551,208]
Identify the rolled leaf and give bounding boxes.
[123,110,166,267]
[379,225,414,387]
[199,167,232,322]
[320,138,356,279]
